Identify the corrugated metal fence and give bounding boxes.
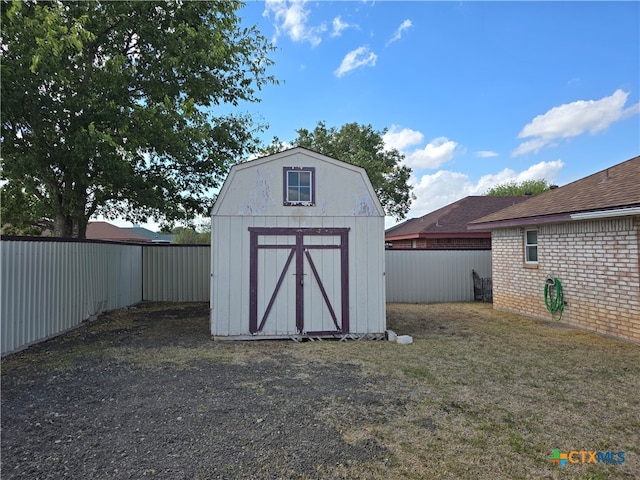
[385,249,492,303]
[1,239,209,356]
[1,239,143,356]
[1,238,491,355]
[142,245,210,301]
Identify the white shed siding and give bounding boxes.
[211,216,385,337]
[211,148,385,339]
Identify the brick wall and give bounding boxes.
[388,237,491,250]
[491,216,640,344]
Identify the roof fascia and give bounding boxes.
[384,233,420,241]
[570,206,640,220]
[386,232,491,240]
[467,213,573,230]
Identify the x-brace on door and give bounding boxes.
[249,227,350,336]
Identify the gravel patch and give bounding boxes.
[1,303,399,479]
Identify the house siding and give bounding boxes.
[492,216,640,343]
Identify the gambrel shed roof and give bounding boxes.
[212,147,384,217]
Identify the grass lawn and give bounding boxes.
[300,303,640,479]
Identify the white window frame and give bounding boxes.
[524,229,538,264]
[283,167,315,206]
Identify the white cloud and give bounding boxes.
[404,137,462,169]
[334,46,377,77]
[263,0,326,47]
[473,160,564,193]
[387,19,412,45]
[331,16,355,37]
[475,151,499,158]
[513,89,640,156]
[385,160,564,228]
[382,125,424,151]
[382,126,461,169]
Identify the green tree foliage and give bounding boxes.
[1,1,277,237]
[171,226,209,244]
[0,182,52,235]
[261,122,415,220]
[485,179,551,196]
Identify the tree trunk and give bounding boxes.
[75,217,88,239]
[53,214,74,237]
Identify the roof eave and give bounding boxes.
[569,206,640,220]
[467,213,573,230]
[468,206,640,230]
[386,231,491,240]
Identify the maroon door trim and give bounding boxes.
[248,227,350,335]
[304,250,340,331]
[257,247,296,333]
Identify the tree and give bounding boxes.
[1,1,277,237]
[0,182,52,235]
[172,227,209,244]
[485,179,551,196]
[262,122,414,220]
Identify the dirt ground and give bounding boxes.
[2,302,639,480]
[1,303,397,479]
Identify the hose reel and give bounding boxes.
[544,277,564,321]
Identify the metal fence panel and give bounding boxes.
[1,239,142,356]
[385,250,492,303]
[2,241,491,355]
[142,245,210,302]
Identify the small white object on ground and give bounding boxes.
[396,335,413,345]
[386,330,397,342]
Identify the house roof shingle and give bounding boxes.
[469,155,640,228]
[385,195,531,239]
[122,227,174,243]
[86,222,150,242]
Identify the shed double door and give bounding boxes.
[249,227,349,336]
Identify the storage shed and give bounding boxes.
[211,147,386,340]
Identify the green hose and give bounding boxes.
[544,278,564,321]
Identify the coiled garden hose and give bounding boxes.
[544,277,564,321]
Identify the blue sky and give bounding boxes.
[105,1,640,231]
[241,0,639,228]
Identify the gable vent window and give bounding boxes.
[525,229,538,264]
[284,167,315,206]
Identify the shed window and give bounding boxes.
[284,167,315,206]
[525,229,538,263]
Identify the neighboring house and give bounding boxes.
[210,147,386,340]
[87,222,173,243]
[123,226,174,243]
[385,195,532,249]
[469,155,640,344]
[86,221,153,243]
